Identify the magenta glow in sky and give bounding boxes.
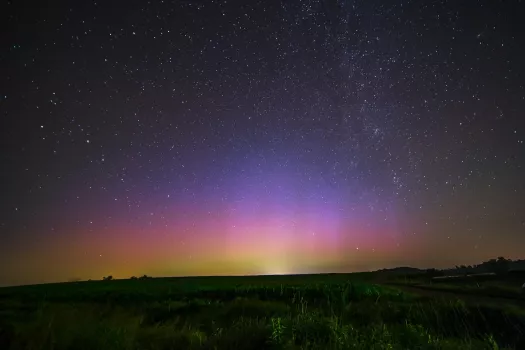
[1,0,524,286]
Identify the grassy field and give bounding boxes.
[1,273,524,349]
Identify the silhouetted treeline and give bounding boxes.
[378,257,525,281]
[82,257,525,284]
[440,257,525,276]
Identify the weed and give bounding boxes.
[1,275,524,349]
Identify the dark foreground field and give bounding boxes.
[1,273,524,349]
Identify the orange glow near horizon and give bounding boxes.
[3,211,523,287]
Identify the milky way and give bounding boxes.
[1,0,524,286]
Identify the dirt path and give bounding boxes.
[385,283,525,307]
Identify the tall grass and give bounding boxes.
[0,278,524,349]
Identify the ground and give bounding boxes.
[0,272,524,349]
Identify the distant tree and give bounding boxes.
[139,274,150,280]
[130,276,138,280]
[496,257,511,274]
[482,257,511,275]
[103,275,113,281]
[425,268,443,278]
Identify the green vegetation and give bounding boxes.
[0,274,524,349]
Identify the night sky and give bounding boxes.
[1,0,524,287]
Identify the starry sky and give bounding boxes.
[1,0,524,287]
